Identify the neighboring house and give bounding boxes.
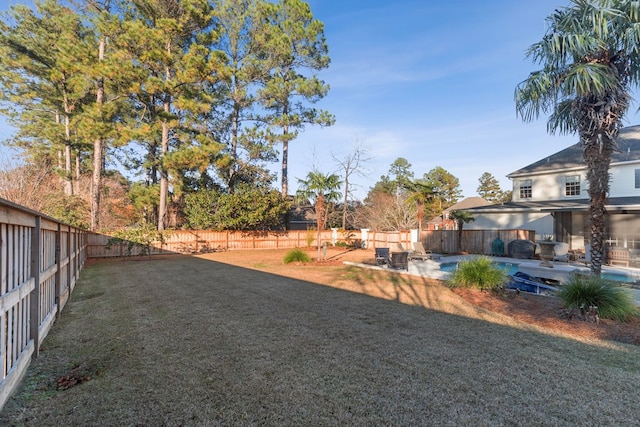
[287,204,316,230]
[467,125,640,253]
[425,197,490,230]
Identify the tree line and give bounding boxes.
[299,157,511,234]
[0,0,512,234]
[0,0,332,231]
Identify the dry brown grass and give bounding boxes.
[1,248,639,426]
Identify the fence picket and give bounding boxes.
[0,198,86,411]
[86,228,536,258]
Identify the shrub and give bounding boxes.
[106,225,171,256]
[305,229,315,248]
[284,248,312,264]
[447,256,507,291]
[558,275,639,322]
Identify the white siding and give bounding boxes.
[609,162,640,197]
[512,160,640,201]
[512,170,588,202]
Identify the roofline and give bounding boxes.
[468,201,640,214]
[508,152,640,178]
[507,165,585,179]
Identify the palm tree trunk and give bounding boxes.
[583,133,614,276]
[316,193,324,259]
[342,175,349,229]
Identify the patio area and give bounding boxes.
[347,253,640,304]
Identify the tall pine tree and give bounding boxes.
[0,0,94,196]
[255,0,334,197]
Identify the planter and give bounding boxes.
[538,241,557,268]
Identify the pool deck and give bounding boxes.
[345,254,640,304]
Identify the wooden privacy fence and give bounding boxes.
[419,229,536,255]
[366,229,535,254]
[0,198,87,410]
[87,229,347,257]
[87,228,535,257]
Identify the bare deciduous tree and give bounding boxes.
[332,143,371,229]
[0,157,61,211]
[355,191,416,232]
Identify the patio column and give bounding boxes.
[331,228,338,246]
[361,228,370,249]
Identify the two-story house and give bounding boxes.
[466,125,640,253]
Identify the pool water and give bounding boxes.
[601,272,636,283]
[440,261,518,276]
[440,261,637,284]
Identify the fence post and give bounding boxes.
[29,216,41,358]
[66,226,72,292]
[55,223,61,318]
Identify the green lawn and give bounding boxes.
[1,254,639,426]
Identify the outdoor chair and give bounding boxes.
[553,242,571,263]
[606,247,630,267]
[411,242,441,261]
[374,247,390,266]
[409,242,432,261]
[577,244,591,266]
[390,251,409,270]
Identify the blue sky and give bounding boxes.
[1,0,640,200]
[297,0,640,199]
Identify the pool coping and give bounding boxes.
[344,254,640,303]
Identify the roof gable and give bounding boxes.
[508,125,640,177]
[443,197,491,211]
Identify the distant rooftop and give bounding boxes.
[443,197,491,211]
[508,125,640,177]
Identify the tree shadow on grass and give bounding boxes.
[2,255,640,426]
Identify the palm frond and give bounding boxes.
[561,62,617,97]
[547,99,577,135]
[515,70,558,122]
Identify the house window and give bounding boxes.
[635,169,640,189]
[565,175,580,196]
[519,179,532,199]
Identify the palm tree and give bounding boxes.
[405,179,437,234]
[296,170,342,255]
[515,0,640,275]
[449,210,475,253]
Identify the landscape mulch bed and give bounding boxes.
[452,288,640,346]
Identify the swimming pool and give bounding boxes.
[439,260,638,284]
[440,261,519,276]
